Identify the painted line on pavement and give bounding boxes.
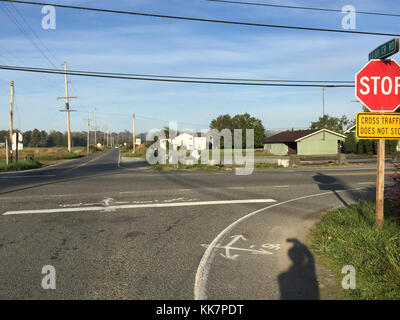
[2,199,277,216]
[63,151,112,173]
[194,186,369,300]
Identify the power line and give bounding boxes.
[9,2,59,66]
[207,0,400,18]
[0,3,57,68]
[2,0,400,37]
[0,64,353,84]
[0,65,355,87]
[76,110,210,128]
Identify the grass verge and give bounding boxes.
[308,200,400,300]
[152,163,228,171]
[0,159,42,172]
[254,163,281,169]
[122,152,145,158]
[0,147,92,172]
[152,162,282,171]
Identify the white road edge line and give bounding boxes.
[194,186,368,300]
[2,199,277,216]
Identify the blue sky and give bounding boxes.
[0,0,399,134]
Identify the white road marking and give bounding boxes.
[2,199,277,216]
[0,175,56,179]
[194,186,367,300]
[274,185,289,188]
[201,235,280,260]
[357,182,375,185]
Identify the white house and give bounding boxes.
[160,133,207,151]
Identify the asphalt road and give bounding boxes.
[0,148,392,300]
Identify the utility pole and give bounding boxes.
[85,118,90,154]
[322,87,326,140]
[5,138,9,165]
[9,80,14,162]
[103,125,107,147]
[132,113,136,153]
[94,108,97,147]
[107,128,109,147]
[58,62,77,152]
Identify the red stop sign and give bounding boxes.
[355,59,400,112]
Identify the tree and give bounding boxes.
[310,114,350,133]
[343,132,357,154]
[386,140,398,155]
[210,114,233,132]
[29,129,42,147]
[23,130,32,146]
[231,113,266,148]
[210,113,266,148]
[0,130,8,143]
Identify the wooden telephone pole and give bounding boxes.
[132,113,136,153]
[85,119,90,154]
[58,62,77,152]
[103,125,107,147]
[322,87,326,140]
[9,81,14,162]
[94,108,97,147]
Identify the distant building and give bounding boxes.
[0,142,5,149]
[263,129,346,156]
[159,133,207,151]
[344,124,356,134]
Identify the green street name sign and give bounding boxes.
[369,38,399,60]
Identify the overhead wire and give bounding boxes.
[0,65,356,87]
[206,0,400,18]
[1,0,399,37]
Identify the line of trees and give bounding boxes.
[0,129,86,147]
[344,133,398,155]
[0,129,143,148]
[310,113,398,155]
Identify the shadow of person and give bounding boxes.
[278,238,320,300]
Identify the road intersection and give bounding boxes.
[0,149,390,299]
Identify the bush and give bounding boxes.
[386,140,399,155]
[89,145,101,153]
[344,133,357,154]
[0,159,42,172]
